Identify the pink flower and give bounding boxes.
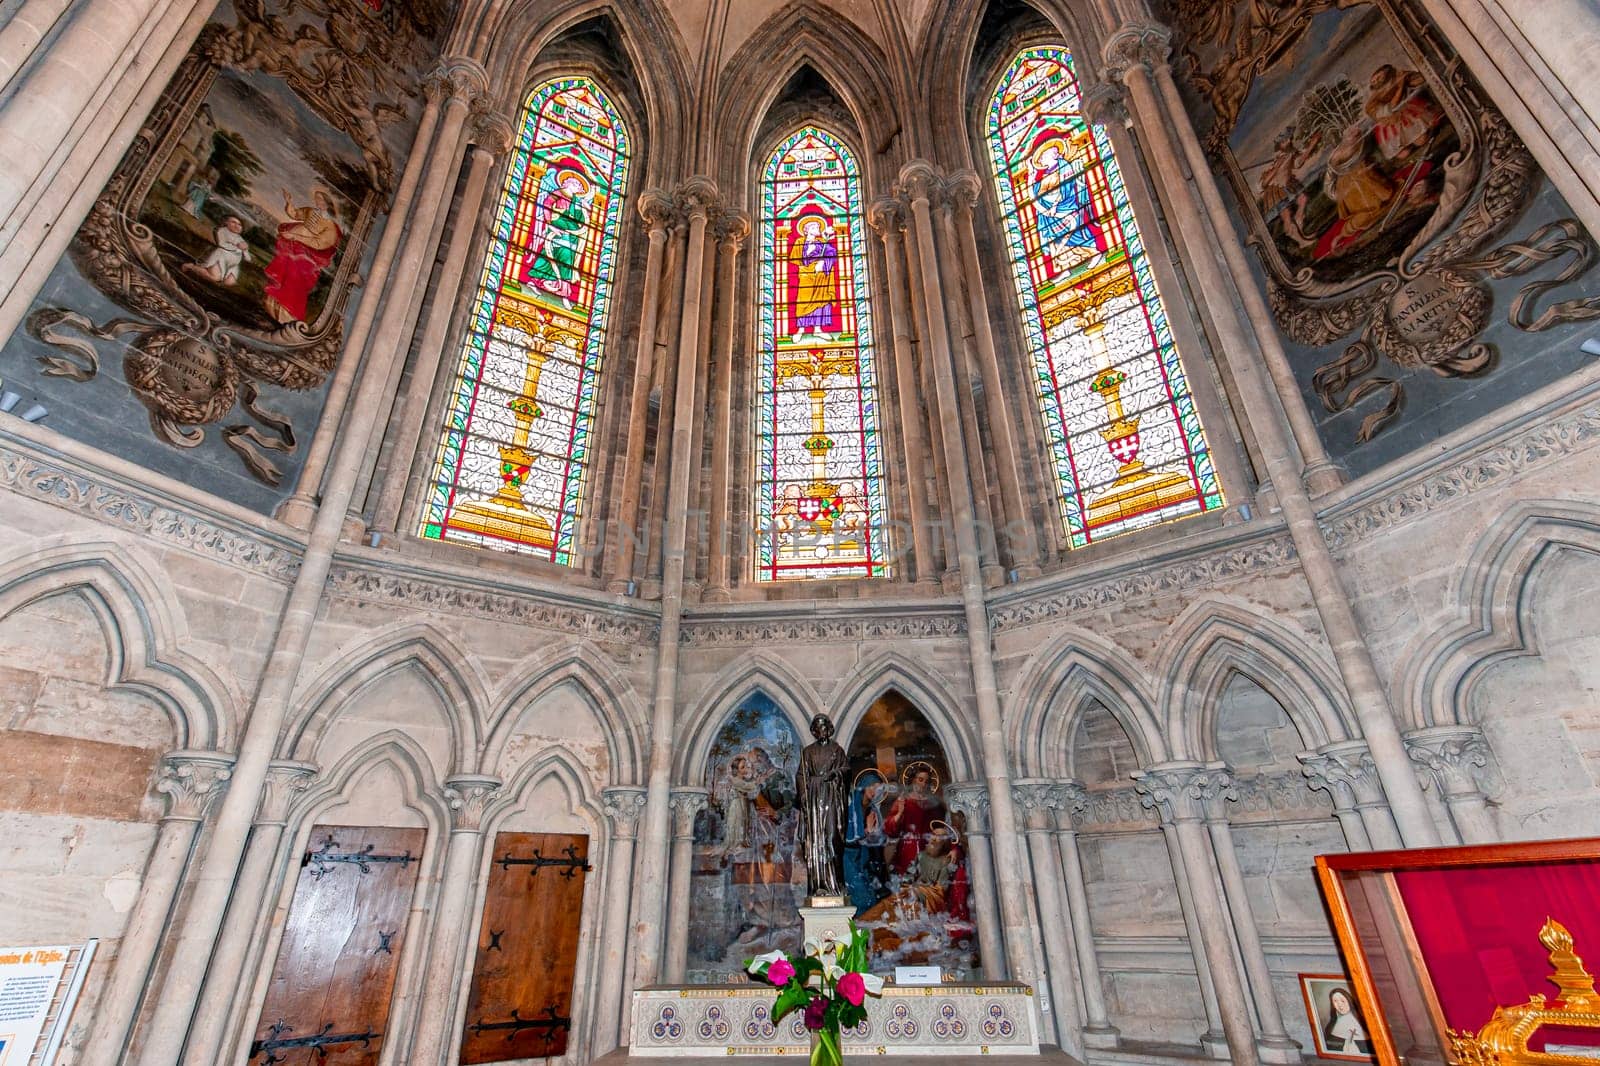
[803,997,829,1031]
[767,957,796,986]
[837,971,866,1006]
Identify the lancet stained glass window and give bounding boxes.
[754,126,889,581]
[987,46,1222,548]
[419,77,631,562]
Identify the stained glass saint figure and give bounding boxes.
[788,212,840,338]
[519,161,593,308]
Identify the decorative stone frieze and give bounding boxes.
[1073,785,1160,829]
[603,786,648,839]
[155,751,235,822]
[443,774,502,832]
[0,441,301,581]
[1298,741,1387,809]
[1010,779,1064,832]
[324,561,657,641]
[680,611,964,646]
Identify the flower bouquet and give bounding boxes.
[747,924,884,1066]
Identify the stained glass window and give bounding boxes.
[987,47,1222,548]
[419,76,631,563]
[754,126,889,581]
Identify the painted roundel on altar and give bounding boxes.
[754,126,890,581]
[419,77,631,564]
[987,47,1223,548]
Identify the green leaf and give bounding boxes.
[774,982,810,1021]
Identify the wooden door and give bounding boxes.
[248,825,425,1065]
[460,832,591,1064]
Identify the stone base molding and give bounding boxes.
[629,984,1041,1056]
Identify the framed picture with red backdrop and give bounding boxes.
[1316,838,1600,1066]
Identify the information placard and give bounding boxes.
[0,946,72,1064]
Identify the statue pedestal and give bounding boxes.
[799,897,856,947]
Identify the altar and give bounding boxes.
[629,982,1042,1056]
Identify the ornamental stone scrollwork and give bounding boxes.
[1052,781,1089,833]
[866,195,906,239]
[443,774,503,832]
[602,786,648,839]
[258,760,319,825]
[679,612,963,646]
[1101,21,1173,84]
[676,177,721,224]
[669,787,710,839]
[1010,779,1063,832]
[1081,81,1129,128]
[944,782,991,835]
[424,56,489,104]
[638,188,676,233]
[1132,761,1236,825]
[1227,769,1337,821]
[1298,740,1388,812]
[155,751,235,822]
[942,170,983,214]
[1073,785,1160,829]
[1404,726,1495,799]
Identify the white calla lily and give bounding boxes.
[860,973,885,995]
[747,949,786,975]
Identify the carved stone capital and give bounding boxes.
[637,188,676,235]
[866,195,906,239]
[1052,781,1090,832]
[895,160,944,206]
[1405,726,1494,799]
[258,760,319,825]
[669,786,710,838]
[155,751,235,822]
[944,782,991,835]
[715,210,751,252]
[1132,761,1236,824]
[1102,21,1173,83]
[1298,741,1386,809]
[469,106,516,156]
[602,786,647,838]
[676,176,720,223]
[1081,82,1129,127]
[1011,778,1063,832]
[943,170,983,212]
[443,774,503,832]
[425,56,488,104]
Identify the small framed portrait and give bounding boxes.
[1300,973,1376,1061]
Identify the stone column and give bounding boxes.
[130,63,486,1065]
[0,0,182,230]
[898,159,1040,992]
[945,783,1006,982]
[1106,28,1439,848]
[866,197,935,585]
[1158,819,1230,1057]
[1414,0,1600,238]
[945,171,1041,576]
[1013,781,1084,1054]
[595,786,646,1054]
[81,751,231,1065]
[1199,766,1301,1063]
[1053,783,1120,1048]
[705,213,749,600]
[408,775,502,1066]
[184,761,319,1066]
[1298,741,1401,850]
[605,193,679,590]
[276,77,446,529]
[663,787,709,981]
[1406,726,1498,844]
[634,178,719,989]
[1136,763,1261,1066]
[371,108,515,537]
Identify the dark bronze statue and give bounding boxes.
[796,712,848,900]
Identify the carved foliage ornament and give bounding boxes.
[1165,0,1600,444]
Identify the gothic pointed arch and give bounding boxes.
[829,651,979,779]
[675,653,822,782]
[1007,628,1165,775]
[714,3,904,195]
[418,73,634,566]
[482,642,648,784]
[980,38,1224,548]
